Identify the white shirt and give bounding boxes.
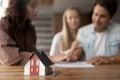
[50,32,71,56]
[94,31,106,56]
[50,32,63,56]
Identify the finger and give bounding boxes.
[63,55,70,62]
[94,60,103,65]
[87,58,98,64]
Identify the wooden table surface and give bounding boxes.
[0,64,120,80]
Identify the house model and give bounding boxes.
[24,50,53,76]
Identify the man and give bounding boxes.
[64,0,120,65]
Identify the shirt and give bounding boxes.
[50,32,63,56]
[50,32,71,56]
[94,31,106,56]
[0,18,35,65]
[77,23,120,60]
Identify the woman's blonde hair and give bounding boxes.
[61,7,81,51]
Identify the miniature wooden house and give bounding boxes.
[24,54,52,76]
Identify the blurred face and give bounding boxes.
[26,0,38,21]
[92,4,112,32]
[66,10,80,30]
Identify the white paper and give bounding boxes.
[55,61,95,68]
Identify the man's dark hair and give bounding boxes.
[93,0,118,17]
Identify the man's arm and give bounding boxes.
[87,55,120,65]
[66,47,84,62]
[109,55,120,64]
[49,47,84,63]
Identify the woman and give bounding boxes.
[0,0,38,65]
[49,7,82,63]
[50,7,81,56]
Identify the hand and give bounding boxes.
[49,54,68,63]
[65,53,78,62]
[87,56,113,65]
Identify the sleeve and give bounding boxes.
[76,29,83,47]
[0,29,33,65]
[49,33,62,56]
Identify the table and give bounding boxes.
[0,64,120,80]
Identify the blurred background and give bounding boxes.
[0,0,120,54]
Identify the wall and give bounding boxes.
[53,13,63,34]
[113,2,120,23]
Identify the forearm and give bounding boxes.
[70,47,83,61]
[49,54,66,63]
[0,47,32,65]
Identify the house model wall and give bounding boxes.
[24,54,51,76]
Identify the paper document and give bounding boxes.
[55,61,95,68]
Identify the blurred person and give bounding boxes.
[0,0,38,65]
[50,7,81,56]
[51,0,120,65]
